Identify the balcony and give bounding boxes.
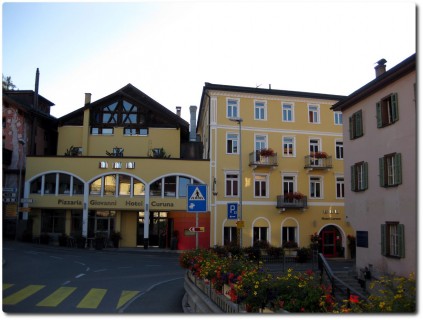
[304,152,332,170]
[276,193,307,210]
[249,150,278,169]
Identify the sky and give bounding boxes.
[2,0,416,123]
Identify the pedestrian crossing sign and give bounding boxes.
[187,184,207,212]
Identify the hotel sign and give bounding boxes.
[31,196,187,211]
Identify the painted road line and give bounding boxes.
[76,288,107,309]
[116,290,140,309]
[75,273,85,279]
[36,287,77,307]
[3,285,45,305]
[3,284,14,290]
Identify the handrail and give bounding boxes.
[318,253,367,302]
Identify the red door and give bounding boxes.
[321,230,337,257]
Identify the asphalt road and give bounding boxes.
[2,241,186,314]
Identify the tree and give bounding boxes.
[2,74,16,90]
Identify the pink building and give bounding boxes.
[332,54,416,278]
[2,69,58,239]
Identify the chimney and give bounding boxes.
[33,68,39,109]
[189,105,197,142]
[375,59,387,77]
[176,106,181,117]
[84,93,92,105]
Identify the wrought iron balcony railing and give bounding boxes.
[304,154,333,170]
[276,194,308,210]
[249,151,278,168]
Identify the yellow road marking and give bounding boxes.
[76,288,107,309]
[3,284,14,290]
[3,285,45,305]
[116,290,140,309]
[36,286,77,307]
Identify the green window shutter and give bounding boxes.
[394,153,402,185]
[363,162,369,190]
[349,116,354,139]
[356,110,363,137]
[391,93,399,122]
[381,224,387,256]
[379,157,385,187]
[397,224,405,258]
[376,102,383,128]
[351,165,356,191]
[398,224,405,258]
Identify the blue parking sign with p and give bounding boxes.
[227,203,238,220]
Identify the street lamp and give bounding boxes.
[229,117,243,247]
[15,138,25,240]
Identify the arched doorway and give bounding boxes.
[320,225,344,258]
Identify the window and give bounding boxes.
[255,134,267,152]
[44,173,56,195]
[377,93,398,128]
[336,176,344,199]
[226,133,239,154]
[58,174,71,195]
[72,177,84,195]
[164,176,177,197]
[254,174,268,198]
[124,128,148,136]
[104,175,117,196]
[113,162,122,169]
[334,111,343,125]
[119,175,131,196]
[310,176,322,198]
[30,176,43,194]
[283,175,296,195]
[282,103,294,122]
[283,136,295,157]
[112,147,124,157]
[149,175,198,197]
[90,177,102,195]
[335,141,343,159]
[225,173,239,197]
[91,127,114,135]
[224,227,238,246]
[381,222,405,258]
[253,227,268,243]
[379,153,402,187]
[308,105,320,123]
[41,210,66,233]
[90,174,144,197]
[254,100,266,120]
[227,98,239,118]
[349,110,363,139]
[282,226,297,244]
[351,162,368,192]
[133,178,145,196]
[178,177,191,197]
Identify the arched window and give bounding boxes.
[89,174,145,197]
[149,175,201,197]
[30,173,84,196]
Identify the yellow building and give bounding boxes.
[198,83,355,257]
[24,84,210,249]
[23,82,354,256]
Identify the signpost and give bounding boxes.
[187,184,207,249]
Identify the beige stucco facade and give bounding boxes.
[333,54,416,277]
